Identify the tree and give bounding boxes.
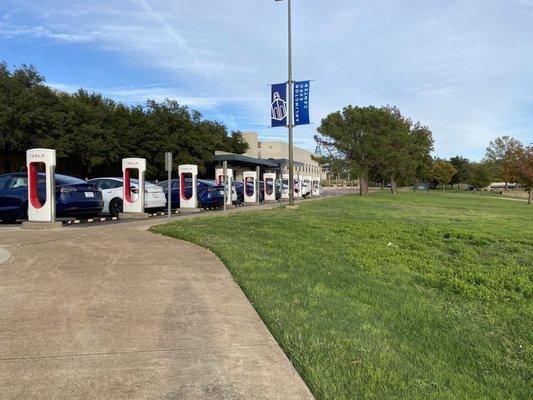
[0,62,247,178]
[485,136,523,188]
[376,106,411,194]
[317,106,379,196]
[449,155,470,189]
[431,159,456,191]
[0,63,56,172]
[316,105,433,196]
[516,145,533,204]
[468,162,492,194]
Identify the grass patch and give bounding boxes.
[152,192,532,399]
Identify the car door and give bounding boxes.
[0,174,29,220]
[99,179,122,213]
[0,175,16,218]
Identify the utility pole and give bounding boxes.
[223,160,227,212]
[276,0,294,206]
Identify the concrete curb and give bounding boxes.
[0,247,12,265]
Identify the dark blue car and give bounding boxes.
[158,178,225,209]
[0,173,104,222]
[234,181,265,203]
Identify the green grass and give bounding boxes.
[152,192,532,399]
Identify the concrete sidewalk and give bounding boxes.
[0,206,314,399]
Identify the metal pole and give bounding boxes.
[287,0,294,206]
[328,172,331,197]
[167,166,171,220]
[256,165,261,205]
[223,160,227,212]
[165,152,172,220]
[348,173,350,195]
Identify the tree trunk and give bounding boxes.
[390,176,397,194]
[528,188,532,205]
[442,183,445,191]
[359,172,368,196]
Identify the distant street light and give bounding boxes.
[275,0,295,205]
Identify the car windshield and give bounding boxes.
[128,178,158,188]
[198,179,218,186]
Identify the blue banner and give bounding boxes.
[293,80,310,126]
[271,83,287,127]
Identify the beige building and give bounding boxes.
[241,132,323,179]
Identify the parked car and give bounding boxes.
[87,177,166,216]
[259,180,280,200]
[0,172,103,222]
[158,178,225,209]
[234,181,264,203]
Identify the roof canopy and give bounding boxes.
[212,153,303,169]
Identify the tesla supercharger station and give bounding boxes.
[243,171,257,204]
[281,173,289,200]
[215,167,233,206]
[122,158,146,216]
[26,148,56,223]
[263,172,276,202]
[303,176,311,196]
[294,174,301,198]
[178,164,199,211]
[312,178,321,196]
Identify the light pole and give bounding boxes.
[276,0,294,205]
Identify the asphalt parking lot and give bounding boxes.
[0,187,355,231]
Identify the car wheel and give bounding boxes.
[109,198,123,216]
[196,199,203,209]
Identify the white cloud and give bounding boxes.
[2,0,533,157]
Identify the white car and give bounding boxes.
[88,177,166,216]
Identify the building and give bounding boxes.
[210,132,323,183]
[241,132,323,179]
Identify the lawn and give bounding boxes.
[152,192,532,400]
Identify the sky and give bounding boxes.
[1,0,532,160]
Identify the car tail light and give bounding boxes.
[60,186,75,193]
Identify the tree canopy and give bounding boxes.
[315,105,433,195]
[467,162,492,194]
[484,135,523,186]
[0,62,247,178]
[430,159,456,191]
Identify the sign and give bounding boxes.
[165,152,173,172]
[271,83,287,127]
[293,80,310,125]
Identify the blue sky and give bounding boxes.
[1,0,532,160]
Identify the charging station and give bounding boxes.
[120,158,148,218]
[263,172,277,202]
[215,167,233,206]
[23,148,59,228]
[243,171,257,204]
[302,176,311,197]
[178,164,200,212]
[294,175,301,198]
[312,177,321,196]
[281,173,289,200]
